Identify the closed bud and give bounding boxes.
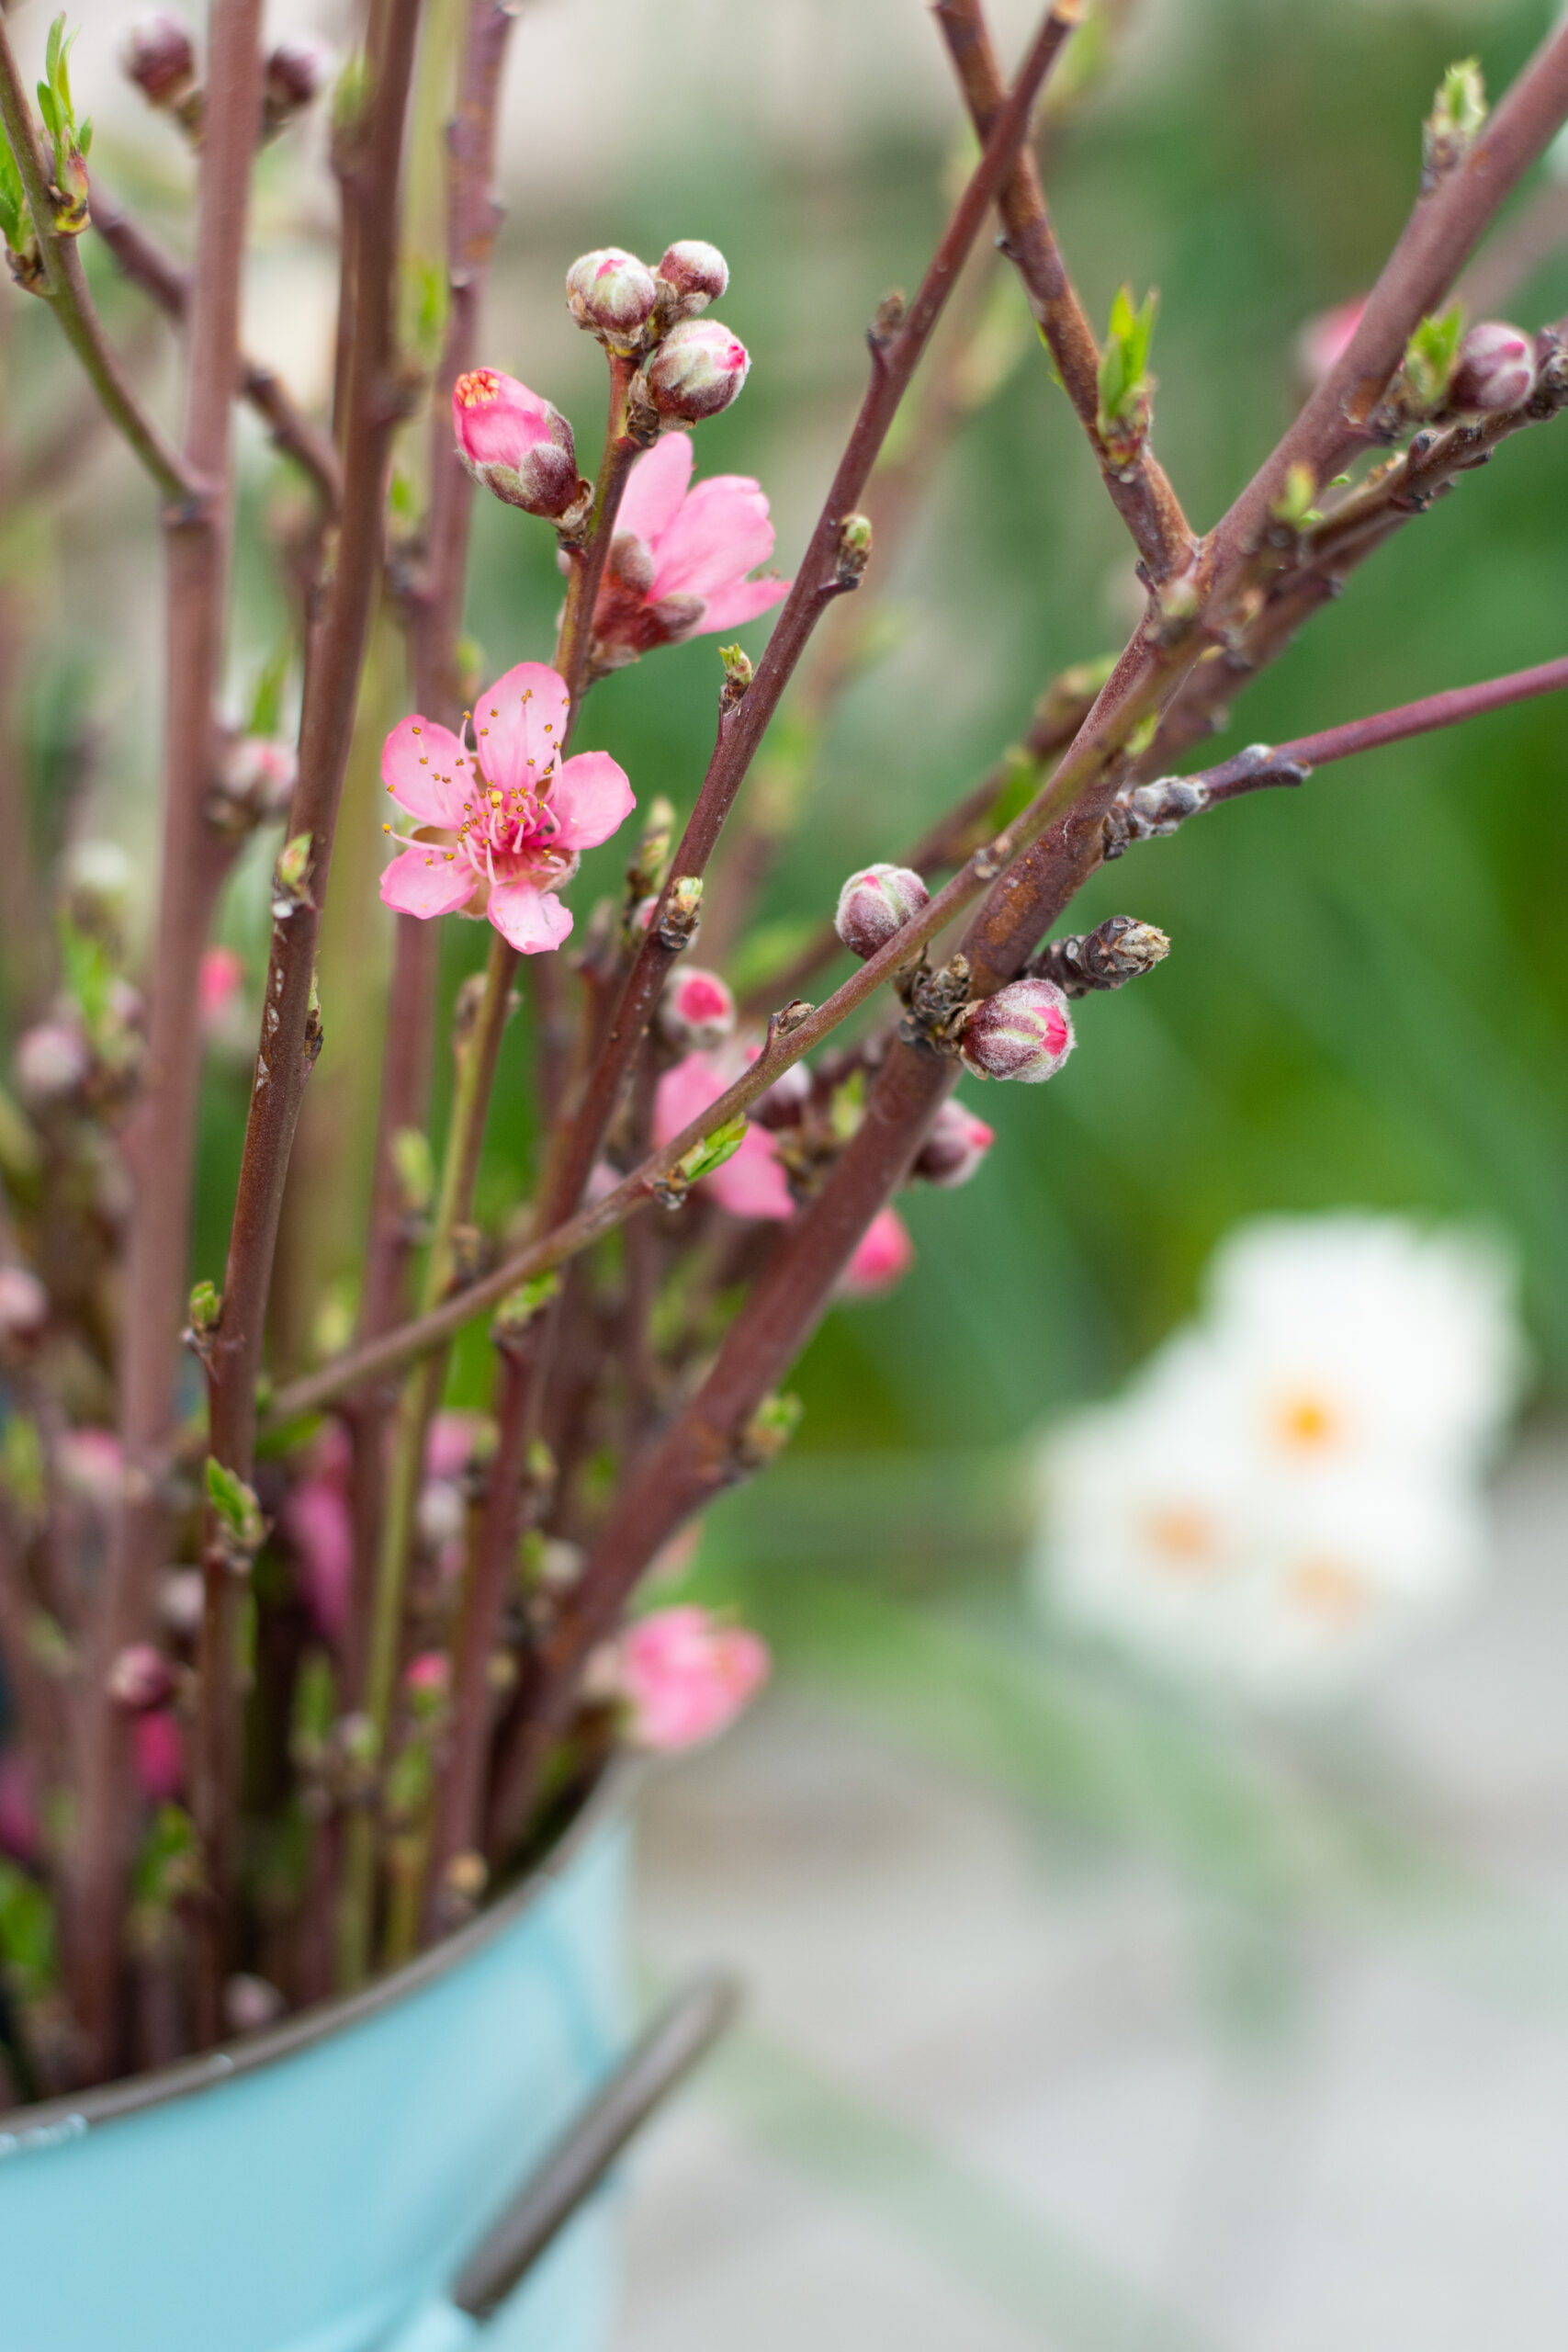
[644,319,750,422]
[655,875,704,949]
[913,1098,996,1188]
[15,1017,90,1104]
[452,368,581,520]
[224,1973,287,2034]
[123,14,197,107]
[263,37,331,132]
[958,978,1074,1084]
[656,239,728,317]
[0,1264,47,1340]
[753,1059,811,1129]
[660,967,736,1052]
[834,863,930,960]
[107,1641,175,1711]
[1449,321,1534,414]
[566,247,659,348]
[404,1650,451,1717]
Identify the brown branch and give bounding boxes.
[91,183,343,514]
[934,0,1195,582]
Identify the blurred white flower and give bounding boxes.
[1032,1214,1523,1704]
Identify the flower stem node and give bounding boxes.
[1424,57,1486,188]
[205,1455,265,1573]
[834,512,873,589]
[898,952,973,1051]
[718,643,753,711]
[655,875,704,952]
[273,830,314,914]
[452,368,583,521]
[565,246,659,353]
[660,967,736,1053]
[1449,322,1535,415]
[956,977,1076,1083]
[834,862,928,959]
[736,1390,803,1473]
[643,319,750,423]
[1101,773,1209,858]
[912,1098,996,1189]
[655,240,728,322]
[1031,913,1170,997]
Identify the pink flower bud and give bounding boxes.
[913,1099,996,1189]
[107,1642,176,1711]
[659,967,736,1052]
[644,320,750,423]
[656,240,729,316]
[132,1709,186,1802]
[198,946,244,1035]
[834,863,930,960]
[158,1566,205,1637]
[15,1017,90,1104]
[57,1427,123,1512]
[1449,321,1535,414]
[263,36,329,126]
[0,1263,47,1340]
[404,1651,452,1713]
[452,368,581,520]
[123,13,197,107]
[839,1205,915,1298]
[566,247,659,347]
[224,1973,287,2034]
[615,1605,770,1750]
[958,978,1075,1084]
[217,735,296,825]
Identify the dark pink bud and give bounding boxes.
[958,978,1075,1084]
[123,13,197,107]
[0,1264,47,1340]
[1449,321,1534,414]
[656,240,729,316]
[645,320,750,423]
[566,247,659,347]
[913,1098,996,1188]
[659,967,736,1051]
[107,1641,176,1711]
[405,1650,452,1719]
[264,36,330,129]
[452,368,581,520]
[133,1709,185,1801]
[834,863,930,960]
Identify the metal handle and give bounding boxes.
[451,1968,740,2324]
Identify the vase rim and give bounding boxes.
[2,1762,636,2147]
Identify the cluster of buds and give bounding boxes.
[566,241,749,427]
[834,863,930,961]
[955,978,1076,1085]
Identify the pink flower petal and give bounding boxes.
[284,1476,353,1641]
[653,1049,731,1145]
[474,662,571,797]
[425,1409,485,1481]
[707,1126,795,1222]
[696,575,791,634]
[382,714,472,828]
[379,844,477,920]
[618,432,694,545]
[488,878,573,955]
[839,1205,915,1297]
[133,1710,186,1803]
[649,476,775,601]
[551,750,635,854]
[618,1605,770,1749]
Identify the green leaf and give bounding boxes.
[677,1114,749,1186]
[0,1414,45,1513]
[245,634,293,738]
[56,913,114,1036]
[205,1455,263,1551]
[1402,305,1465,411]
[492,1267,561,1335]
[132,1804,201,1910]
[1097,282,1157,428]
[0,1860,57,2001]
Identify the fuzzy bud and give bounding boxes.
[1449,321,1534,414]
[656,239,728,318]
[0,1264,47,1340]
[834,863,930,961]
[224,1973,287,2034]
[644,319,750,423]
[566,247,659,349]
[107,1642,175,1712]
[263,37,331,132]
[753,1060,811,1130]
[912,1099,996,1189]
[957,978,1075,1084]
[452,368,581,520]
[123,14,197,107]
[15,1018,90,1105]
[404,1650,452,1717]
[659,967,736,1052]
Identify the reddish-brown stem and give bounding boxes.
[934,0,1195,582]
[63,0,267,2081]
[90,183,343,514]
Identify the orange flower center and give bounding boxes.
[1273,1390,1339,1451]
[1287,1556,1366,1622]
[454,368,501,410]
[1143,1505,1218,1573]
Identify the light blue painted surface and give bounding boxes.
[0,1807,630,2352]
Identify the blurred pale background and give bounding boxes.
[5,0,1568,2343]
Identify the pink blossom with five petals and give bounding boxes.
[379,661,634,954]
[592,433,789,666]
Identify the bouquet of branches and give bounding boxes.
[0,0,1566,2107]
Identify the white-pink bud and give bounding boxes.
[834,863,930,961]
[659,967,735,1052]
[957,978,1075,1084]
[263,36,329,125]
[912,1099,996,1188]
[656,240,729,316]
[452,368,581,520]
[0,1264,47,1340]
[566,247,659,347]
[1449,321,1534,414]
[224,1973,287,2034]
[15,1018,90,1104]
[107,1642,175,1711]
[645,319,750,423]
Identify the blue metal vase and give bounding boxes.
[0,1784,632,2352]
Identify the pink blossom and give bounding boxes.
[283,1467,353,1642]
[659,966,735,1052]
[839,1205,915,1298]
[56,1426,123,1512]
[133,1709,186,1803]
[198,946,244,1035]
[0,1263,47,1339]
[0,1748,39,1862]
[452,369,581,519]
[654,1049,794,1222]
[425,1409,486,1482]
[592,434,788,666]
[1295,296,1365,386]
[379,661,634,955]
[615,1605,770,1750]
